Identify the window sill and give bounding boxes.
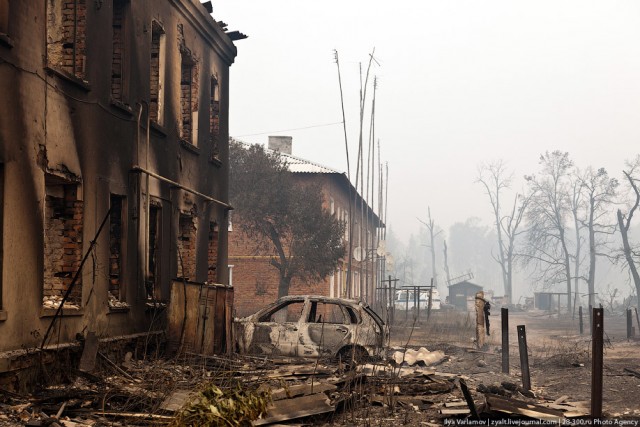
[150,121,167,137]
[0,310,6,321]
[179,139,200,155]
[110,99,133,116]
[107,306,131,314]
[145,301,167,312]
[44,66,91,92]
[40,307,84,318]
[0,33,13,48]
[209,156,222,167]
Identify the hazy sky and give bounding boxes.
[213,1,640,242]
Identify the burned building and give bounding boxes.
[0,0,239,368]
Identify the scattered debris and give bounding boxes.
[108,292,130,309]
[391,347,446,366]
[42,295,80,310]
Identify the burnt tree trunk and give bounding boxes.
[618,209,640,303]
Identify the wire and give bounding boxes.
[0,58,136,122]
[234,121,343,137]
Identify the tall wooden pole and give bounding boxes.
[591,307,604,419]
[501,308,509,374]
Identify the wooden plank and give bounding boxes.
[459,378,478,419]
[552,395,569,405]
[440,408,470,415]
[485,395,564,422]
[271,383,337,400]
[253,393,334,426]
[444,401,468,408]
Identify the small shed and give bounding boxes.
[448,280,483,311]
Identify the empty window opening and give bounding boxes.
[209,76,220,159]
[207,222,218,284]
[309,302,349,325]
[180,54,198,145]
[177,214,196,280]
[109,194,125,302]
[43,179,83,308]
[149,21,165,124]
[0,1,9,34]
[260,301,304,323]
[0,165,3,310]
[111,0,127,102]
[46,0,87,79]
[146,203,161,299]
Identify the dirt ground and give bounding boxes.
[0,308,637,426]
[326,308,640,425]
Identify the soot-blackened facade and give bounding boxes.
[0,0,237,361]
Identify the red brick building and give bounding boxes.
[230,137,385,317]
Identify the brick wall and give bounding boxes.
[180,62,192,142]
[109,195,123,299]
[209,77,220,158]
[180,57,199,144]
[110,0,124,101]
[43,184,83,304]
[229,222,332,317]
[47,0,87,78]
[149,22,162,122]
[176,214,196,280]
[207,222,218,284]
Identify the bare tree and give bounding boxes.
[579,167,618,308]
[443,240,452,285]
[569,170,586,313]
[418,207,441,288]
[617,156,640,306]
[477,160,529,304]
[524,151,574,313]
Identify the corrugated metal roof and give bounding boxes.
[278,152,343,175]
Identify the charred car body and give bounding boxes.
[234,296,387,359]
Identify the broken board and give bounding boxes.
[253,393,334,426]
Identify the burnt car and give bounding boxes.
[234,295,387,360]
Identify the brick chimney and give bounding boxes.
[268,136,292,155]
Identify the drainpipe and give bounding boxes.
[134,101,150,298]
[145,102,151,297]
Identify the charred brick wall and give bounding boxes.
[47,0,87,78]
[208,222,218,284]
[209,77,220,158]
[110,0,124,101]
[109,195,123,299]
[180,56,199,144]
[177,214,196,280]
[43,184,83,304]
[149,21,162,122]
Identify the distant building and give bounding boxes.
[448,280,483,310]
[0,0,240,371]
[230,137,385,317]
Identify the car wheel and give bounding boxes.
[338,346,368,367]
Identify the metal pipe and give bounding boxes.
[132,166,232,209]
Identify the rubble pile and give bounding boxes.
[0,343,633,426]
[107,293,129,309]
[42,295,80,310]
